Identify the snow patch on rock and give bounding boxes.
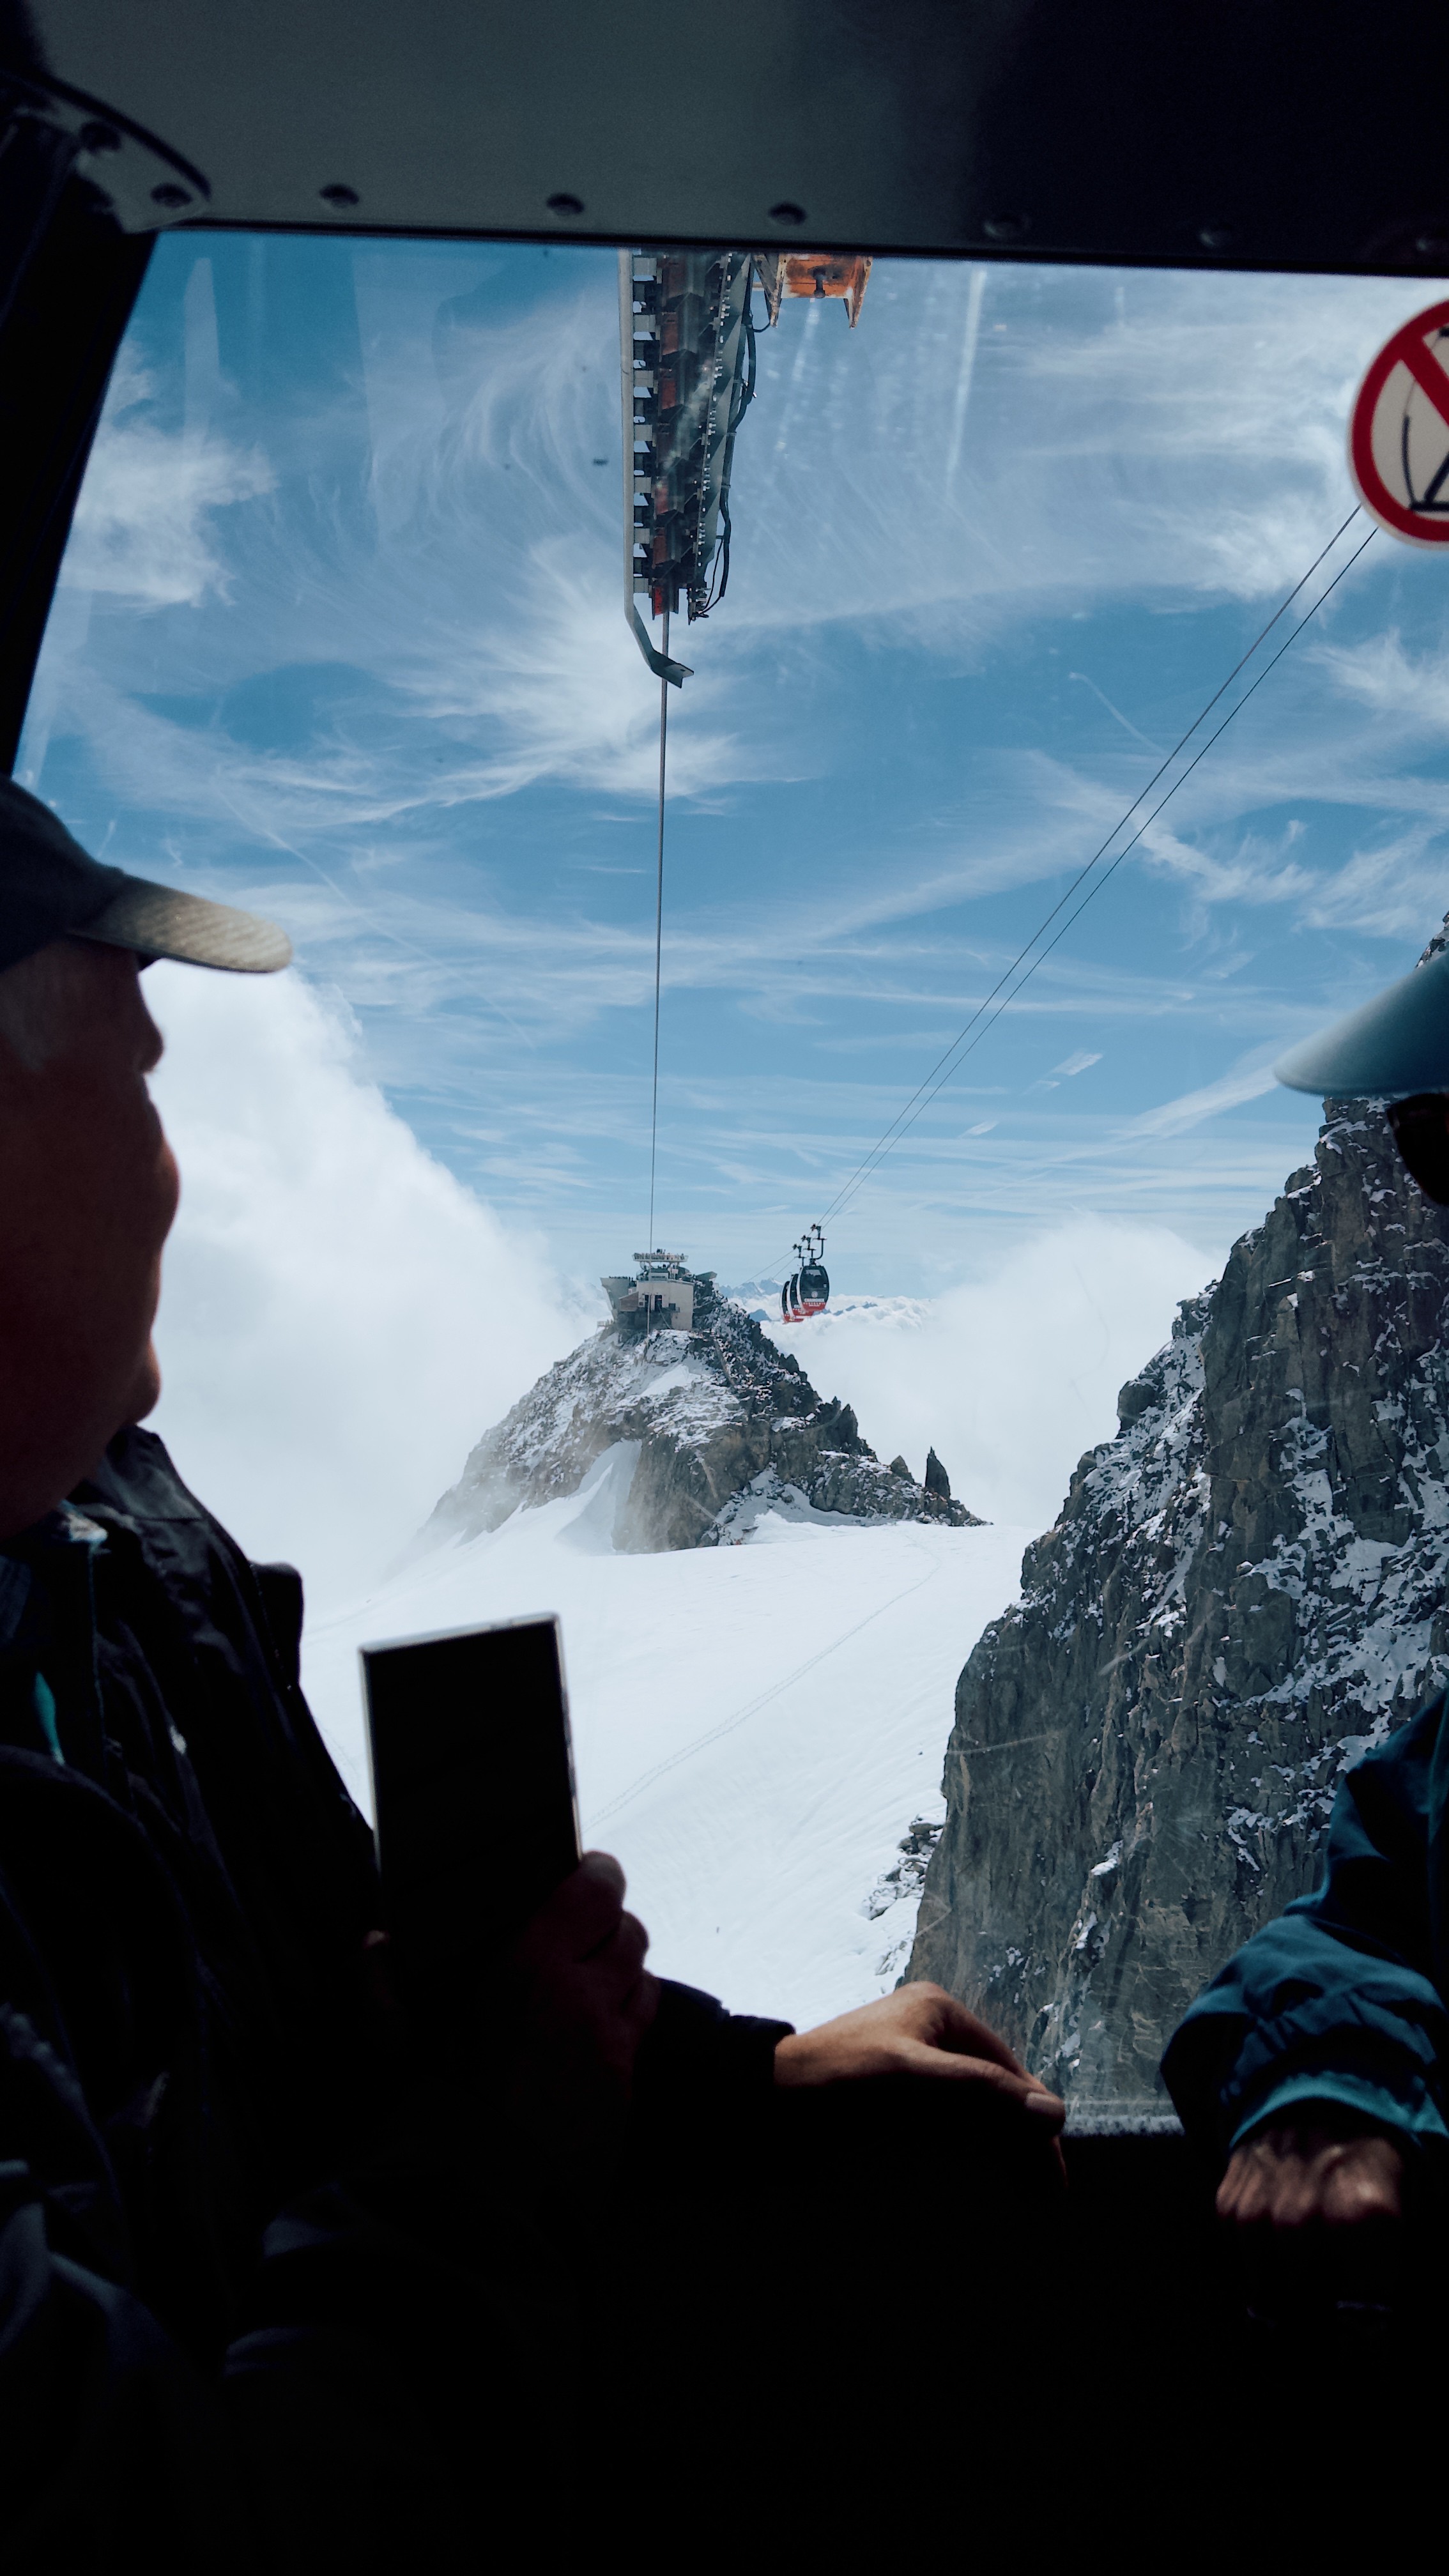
[420,1282,983,1557]
[910,1089,1449,2112]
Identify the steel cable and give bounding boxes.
[647,604,670,1247]
[818,522,1377,1225]
[755,506,1372,1273]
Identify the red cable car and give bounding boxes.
[779,1227,829,1321]
[796,1224,830,1319]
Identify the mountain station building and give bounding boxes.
[602,1250,714,1337]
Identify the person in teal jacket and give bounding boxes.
[1163,944,1449,2288]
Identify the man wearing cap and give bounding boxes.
[1164,937,1449,2300]
[0,778,1066,2564]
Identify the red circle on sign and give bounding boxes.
[1349,298,1449,546]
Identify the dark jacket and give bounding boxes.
[1162,1689,1449,2161]
[0,1427,788,2567]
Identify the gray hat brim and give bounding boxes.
[77,876,292,975]
[1275,944,1449,1098]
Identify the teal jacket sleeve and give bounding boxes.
[1161,1692,1449,2161]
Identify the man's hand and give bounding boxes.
[775,1984,1065,2134]
[502,1852,659,2177]
[1217,2118,1406,2311]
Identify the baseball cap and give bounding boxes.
[0,776,291,977]
[1274,942,1449,1100]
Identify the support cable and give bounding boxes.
[818,522,1377,1230]
[647,605,670,1246]
[755,507,1372,1273]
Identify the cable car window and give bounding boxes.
[22,230,1449,2122]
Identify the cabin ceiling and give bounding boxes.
[13,0,1449,275]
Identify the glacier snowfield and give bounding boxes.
[302,1447,1031,2031]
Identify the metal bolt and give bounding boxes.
[768,201,806,226]
[1198,223,1234,250]
[982,213,1029,243]
[151,182,191,208]
[320,182,359,207]
[547,192,584,217]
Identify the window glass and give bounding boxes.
[24,234,1449,2112]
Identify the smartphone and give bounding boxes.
[362,1613,582,1993]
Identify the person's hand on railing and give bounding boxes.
[774,1982,1066,2174]
[1216,2116,1406,2313]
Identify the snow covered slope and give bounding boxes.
[301,1460,1029,2030]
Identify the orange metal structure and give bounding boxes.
[755,250,871,327]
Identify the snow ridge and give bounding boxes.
[422,1282,982,1554]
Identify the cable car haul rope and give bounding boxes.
[750,507,1376,1287]
[646,604,670,1250]
[779,509,1377,1263]
[625,245,869,1291]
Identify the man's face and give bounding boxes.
[0,939,179,1538]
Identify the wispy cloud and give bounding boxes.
[63,346,273,608]
[1119,1054,1282,1140]
[22,237,1449,1284]
[45,259,1448,835]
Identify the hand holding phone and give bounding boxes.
[504,1848,659,2169]
[363,1613,582,2007]
[362,1614,657,2145]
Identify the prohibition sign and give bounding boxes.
[1350,299,1449,545]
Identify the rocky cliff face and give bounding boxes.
[908,1094,1449,2113]
[425,1282,983,1553]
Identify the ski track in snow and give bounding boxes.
[303,1448,1031,2030]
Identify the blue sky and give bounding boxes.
[20,231,1449,1296]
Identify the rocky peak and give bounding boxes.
[424,1284,983,1553]
[908,1090,1449,2112]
